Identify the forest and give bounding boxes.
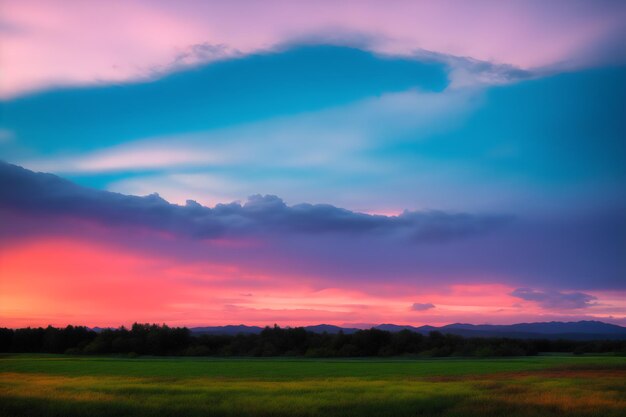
[1,324,625,357]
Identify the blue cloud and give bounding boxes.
[1,45,448,156]
[387,65,626,185]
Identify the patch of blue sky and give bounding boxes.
[1,45,448,156]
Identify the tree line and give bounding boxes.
[1,324,625,357]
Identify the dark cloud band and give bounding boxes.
[0,162,510,242]
[510,288,597,310]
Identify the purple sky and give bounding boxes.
[0,0,625,327]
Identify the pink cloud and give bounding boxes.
[2,0,624,97]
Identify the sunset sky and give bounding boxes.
[1,0,625,328]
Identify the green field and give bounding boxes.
[1,355,625,417]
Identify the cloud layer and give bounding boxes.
[1,2,624,327]
[2,0,625,97]
[511,288,597,310]
[4,45,623,216]
[1,162,625,327]
[0,162,509,242]
[411,303,435,311]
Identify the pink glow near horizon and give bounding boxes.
[1,237,623,328]
[1,1,624,329]
[1,0,623,97]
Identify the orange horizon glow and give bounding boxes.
[2,237,623,329]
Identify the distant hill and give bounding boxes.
[190,324,360,335]
[191,325,263,335]
[90,327,112,333]
[191,320,626,340]
[433,321,626,340]
[304,324,360,334]
[374,324,437,333]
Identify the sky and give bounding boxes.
[0,0,625,328]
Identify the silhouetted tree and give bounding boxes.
[1,324,624,357]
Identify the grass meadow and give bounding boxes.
[1,354,625,416]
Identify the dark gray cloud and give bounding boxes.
[0,162,510,242]
[2,161,623,292]
[510,288,597,310]
[411,303,435,311]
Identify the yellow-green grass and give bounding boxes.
[1,355,625,416]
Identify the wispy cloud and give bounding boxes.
[22,86,475,172]
[3,0,624,96]
[510,288,598,310]
[411,302,435,311]
[0,129,15,143]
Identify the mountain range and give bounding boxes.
[190,321,626,340]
